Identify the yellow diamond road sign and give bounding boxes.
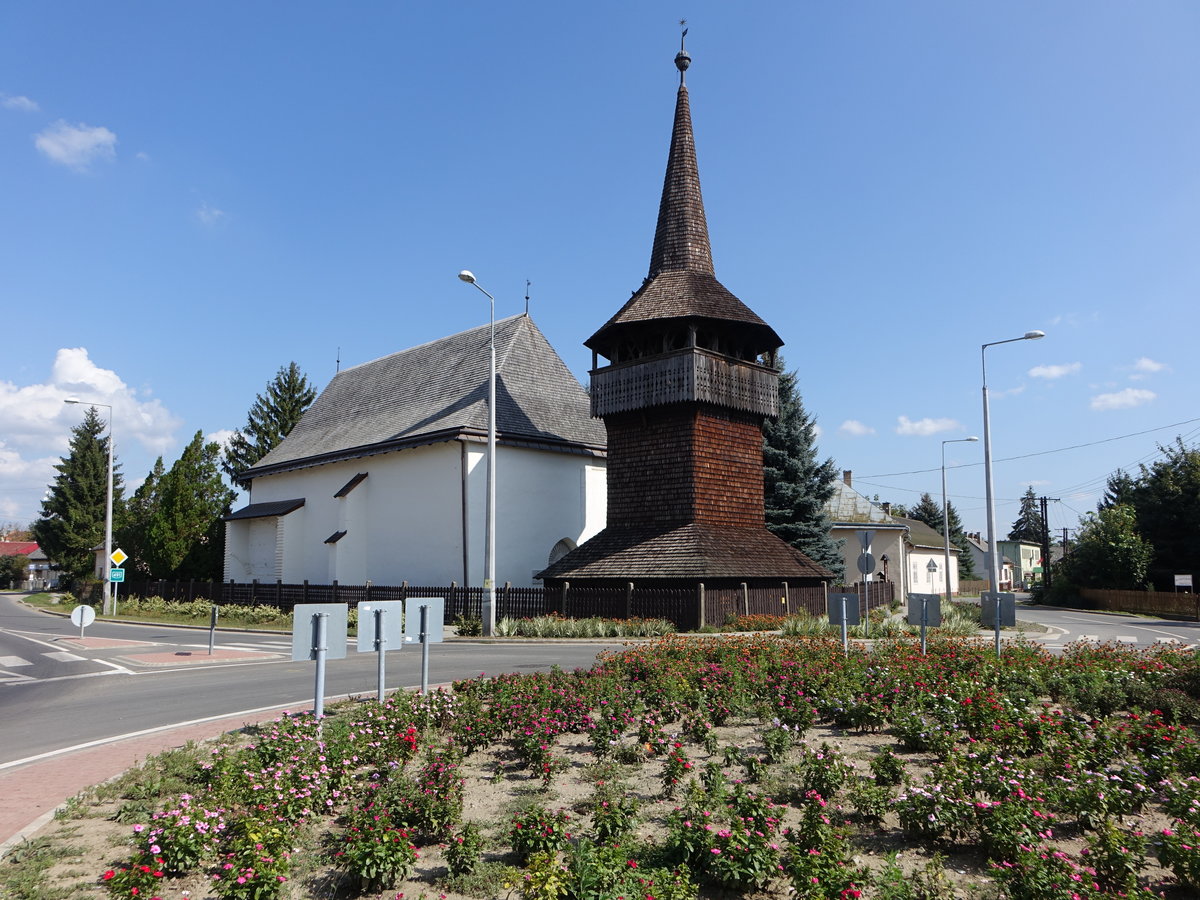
[110,548,128,567]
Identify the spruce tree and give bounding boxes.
[145,432,236,579]
[944,501,978,579]
[222,362,317,486]
[32,407,124,582]
[907,492,944,533]
[1009,486,1045,543]
[762,362,844,579]
[1098,469,1136,511]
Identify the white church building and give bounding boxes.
[224,315,607,588]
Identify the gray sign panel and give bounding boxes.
[357,600,406,653]
[827,592,861,626]
[906,593,942,627]
[291,603,349,661]
[404,597,445,644]
[980,592,1016,628]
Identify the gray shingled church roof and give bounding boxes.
[245,315,606,478]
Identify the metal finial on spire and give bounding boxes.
[675,20,690,81]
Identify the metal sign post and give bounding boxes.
[357,600,405,702]
[981,592,1016,657]
[291,603,349,718]
[856,530,875,627]
[828,592,861,657]
[312,612,328,718]
[907,593,942,656]
[70,604,95,639]
[402,598,444,693]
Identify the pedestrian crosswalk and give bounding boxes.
[0,656,32,667]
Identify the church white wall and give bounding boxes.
[227,440,606,588]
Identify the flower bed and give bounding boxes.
[8,634,1200,900]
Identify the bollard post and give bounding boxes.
[208,605,219,655]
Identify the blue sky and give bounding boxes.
[3,2,1198,543]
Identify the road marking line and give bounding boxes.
[0,656,32,667]
[1115,635,1138,643]
[43,651,85,662]
[1077,635,1100,642]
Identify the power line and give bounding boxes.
[859,415,1200,479]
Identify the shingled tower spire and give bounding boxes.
[648,32,713,279]
[538,40,831,618]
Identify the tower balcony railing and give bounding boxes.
[591,348,778,418]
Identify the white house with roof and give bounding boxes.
[223,315,607,588]
[824,472,962,601]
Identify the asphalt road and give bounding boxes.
[0,594,614,766]
[1014,602,1200,650]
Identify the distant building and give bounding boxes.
[963,532,1018,591]
[825,472,963,599]
[224,316,607,587]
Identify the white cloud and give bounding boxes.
[0,348,182,523]
[196,202,226,226]
[34,120,117,171]
[1029,362,1081,379]
[839,419,875,437]
[205,429,237,451]
[1,93,39,112]
[895,416,961,437]
[1129,357,1167,381]
[135,151,151,162]
[1090,388,1156,411]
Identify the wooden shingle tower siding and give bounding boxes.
[539,39,831,591]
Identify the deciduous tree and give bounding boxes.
[222,362,316,486]
[145,433,235,579]
[1061,504,1152,590]
[117,456,165,577]
[763,363,844,579]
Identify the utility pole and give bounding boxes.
[1038,496,1059,590]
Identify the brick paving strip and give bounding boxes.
[0,704,295,857]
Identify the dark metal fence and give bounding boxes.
[113,578,841,631]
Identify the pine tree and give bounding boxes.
[32,407,124,582]
[145,432,236,579]
[1009,486,1045,543]
[222,362,317,486]
[762,362,844,579]
[907,492,944,533]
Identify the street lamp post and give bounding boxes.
[457,270,497,637]
[941,436,979,608]
[64,398,114,616]
[982,330,1044,654]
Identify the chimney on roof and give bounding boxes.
[881,502,891,514]
[843,470,852,487]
